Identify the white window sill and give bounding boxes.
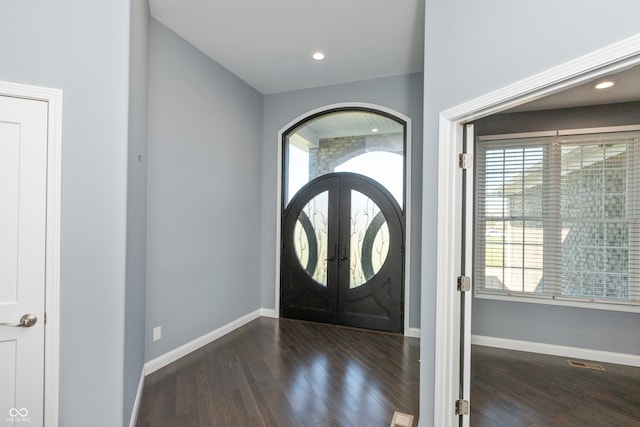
[474,291,640,313]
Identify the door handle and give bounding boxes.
[0,314,38,327]
[339,245,348,261]
[326,245,336,261]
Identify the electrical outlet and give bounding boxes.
[153,326,161,342]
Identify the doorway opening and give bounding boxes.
[434,35,640,426]
[277,105,411,333]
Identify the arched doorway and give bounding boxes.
[279,106,408,333]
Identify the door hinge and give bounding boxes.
[455,399,470,416]
[458,153,469,169]
[457,275,471,292]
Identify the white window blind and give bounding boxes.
[475,128,640,305]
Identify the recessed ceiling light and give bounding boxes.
[371,128,379,133]
[312,52,325,61]
[595,81,615,89]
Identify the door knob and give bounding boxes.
[339,245,348,261]
[0,314,38,327]
[325,245,337,261]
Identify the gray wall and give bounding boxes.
[422,1,640,423]
[145,19,264,361]
[261,73,424,329]
[125,0,150,425]
[4,2,639,426]
[0,1,130,426]
[472,300,640,354]
[471,102,640,356]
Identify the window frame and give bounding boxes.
[474,125,640,313]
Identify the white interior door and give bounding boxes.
[0,95,48,425]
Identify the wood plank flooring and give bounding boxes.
[137,318,639,426]
[471,345,640,426]
[136,317,420,427]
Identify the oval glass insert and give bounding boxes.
[293,191,329,286]
[350,190,389,288]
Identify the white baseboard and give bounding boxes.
[472,334,640,368]
[142,306,418,377]
[144,309,263,375]
[128,370,145,427]
[134,308,418,424]
[406,327,421,338]
[260,308,279,318]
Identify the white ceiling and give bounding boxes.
[304,111,403,139]
[149,0,425,95]
[508,65,640,112]
[148,1,639,109]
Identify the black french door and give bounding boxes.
[280,172,404,333]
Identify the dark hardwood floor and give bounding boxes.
[137,318,639,426]
[136,317,420,427]
[471,345,640,427]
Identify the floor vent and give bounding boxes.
[567,359,606,371]
[390,411,415,427]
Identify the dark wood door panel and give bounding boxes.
[281,175,339,324]
[281,173,404,333]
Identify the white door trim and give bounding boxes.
[0,81,62,427]
[434,33,640,426]
[275,102,414,335]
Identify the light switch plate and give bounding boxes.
[153,326,161,342]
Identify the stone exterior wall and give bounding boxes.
[476,109,639,300]
[560,150,628,299]
[308,132,403,179]
[500,149,629,299]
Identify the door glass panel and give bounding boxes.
[335,152,403,206]
[350,190,389,288]
[294,191,329,286]
[285,110,405,207]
